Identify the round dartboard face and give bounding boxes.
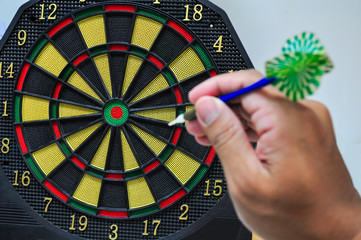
[0,0,252,239]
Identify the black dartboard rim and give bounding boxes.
[13,1,219,220]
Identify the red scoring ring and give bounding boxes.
[111,106,124,119]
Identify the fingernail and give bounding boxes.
[196,97,222,127]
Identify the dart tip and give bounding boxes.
[168,114,185,126]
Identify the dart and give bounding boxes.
[169,31,333,126]
[168,76,277,126]
[266,32,333,101]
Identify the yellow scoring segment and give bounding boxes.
[169,47,205,81]
[127,177,155,209]
[59,103,100,118]
[130,124,166,155]
[32,143,66,176]
[131,16,163,50]
[22,95,49,122]
[94,54,113,98]
[130,74,169,104]
[77,15,106,48]
[73,173,102,207]
[121,130,140,171]
[133,107,176,123]
[66,123,102,151]
[90,129,111,170]
[121,55,143,97]
[35,42,68,77]
[165,150,200,184]
[67,71,103,102]
[186,105,195,112]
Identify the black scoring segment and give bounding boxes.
[177,131,208,160]
[109,53,127,98]
[125,126,155,166]
[130,118,172,141]
[60,84,102,107]
[130,89,175,108]
[179,71,210,103]
[105,13,134,43]
[125,61,159,101]
[99,181,127,209]
[50,162,83,195]
[22,122,55,151]
[106,128,124,171]
[52,24,87,60]
[59,116,101,136]
[77,59,109,99]
[151,26,188,63]
[22,66,58,98]
[75,126,107,164]
[147,166,181,201]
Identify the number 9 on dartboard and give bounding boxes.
[0,0,255,239]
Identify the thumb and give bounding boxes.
[195,96,260,175]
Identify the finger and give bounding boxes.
[229,103,252,127]
[186,120,206,137]
[195,96,260,175]
[195,135,212,146]
[241,90,287,137]
[189,70,264,104]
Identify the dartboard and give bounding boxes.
[0,0,254,239]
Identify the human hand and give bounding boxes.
[186,70,361,240]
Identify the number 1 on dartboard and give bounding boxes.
[2,101,8,117]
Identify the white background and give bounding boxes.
[1,0,361,193]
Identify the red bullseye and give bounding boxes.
[111,107,123,119]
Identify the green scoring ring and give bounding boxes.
[103,100,129,126]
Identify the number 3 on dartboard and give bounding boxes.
[109,224,118,240]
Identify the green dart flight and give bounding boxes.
[266,32,333,101]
